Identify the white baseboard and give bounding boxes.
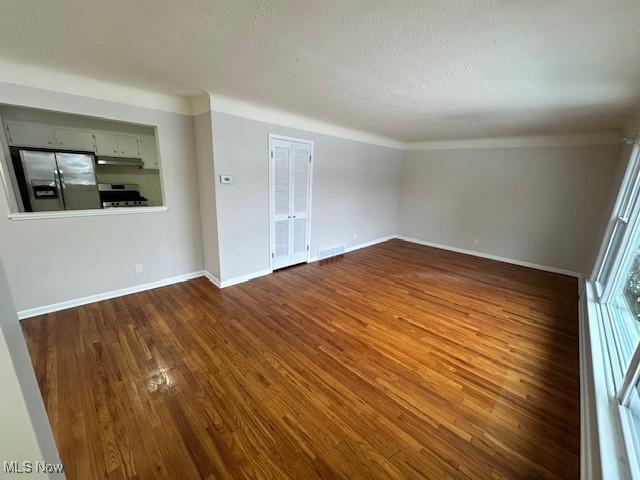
[204,269,273,288]
[346,235,395,253]
[219,269,272,288]
[307,234,395,262]
[395,235,582,279]
[210,235,395,289]
[203,270,221,288]
[17,270,205,320]
[17,235,582,319]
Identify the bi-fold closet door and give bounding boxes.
[269,136,313,270]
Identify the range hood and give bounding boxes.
[96,156,143,168]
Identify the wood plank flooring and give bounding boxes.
[21,239,580,479]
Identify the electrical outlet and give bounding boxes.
[473,238,480,246]
[135,264,144,274]
[353,233,358,240]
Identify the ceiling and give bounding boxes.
[0,0,639,142]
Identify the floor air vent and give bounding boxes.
[317,244,346,260]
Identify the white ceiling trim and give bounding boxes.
[188,94,212,116]
[0,62,625,151]
[210,94,405,150]
[405,131,623,150]
[0,59,192,115]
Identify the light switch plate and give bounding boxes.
[220,175,233,184]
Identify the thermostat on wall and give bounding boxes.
[219,175,233,184]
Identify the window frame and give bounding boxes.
[590,138,640,479]
[594,142,640,299]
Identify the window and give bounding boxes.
[591,139,640,477]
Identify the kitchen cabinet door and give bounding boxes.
[140,135,159,169]
[5,122,56,148]
[94,133,119,156]
[116,135,140,157]
[54,128,96,152]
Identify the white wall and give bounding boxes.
[0,82,203,313]
[0,258,63,478]
[398,144,623,274]
[194,110,220,280]
[211,112,403,281]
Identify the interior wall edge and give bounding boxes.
[202,270,221,288]
[0,260,64,478]
[194,110,222,279]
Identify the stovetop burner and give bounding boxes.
[98,183,148,208]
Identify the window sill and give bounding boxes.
[6,206,168,220]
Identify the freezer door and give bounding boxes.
[55,153,101,210]
[19,150,64,212]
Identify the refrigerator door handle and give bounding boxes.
[53,168,66,210]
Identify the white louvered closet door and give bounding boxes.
[270,137,312,270]
[290,141,311,265]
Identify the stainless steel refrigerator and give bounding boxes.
[18,150,101,211]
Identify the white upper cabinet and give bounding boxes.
[116,135,140,157]
[139,135,159,169]
[5,122,56,148]
[94,133,140,158]
[94,133,120,156]
[5,121,148,159]
[53,128,96,152]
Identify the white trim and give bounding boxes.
[220,269,272,288]
[0,69,625,150]
[17,270,204,319]
[581,283,599,480]
[212,94,404,150]
[395,235,582,278]
[7,206,168,221]
[203,270,221,288]
[188,94,212,116]
[307,234,395,262]
[345,235,395,253]
[0,62,192,115]
[592,141,640,301]
[584,281,632,479]
[406,132,623,151]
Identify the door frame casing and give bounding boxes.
[268,133,314,271]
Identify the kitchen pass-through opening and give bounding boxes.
[0,104,165,216]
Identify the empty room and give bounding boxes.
[1,1,639,479]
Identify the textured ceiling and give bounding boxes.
[0,0,638,142]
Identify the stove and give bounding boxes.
[98,183,148,208]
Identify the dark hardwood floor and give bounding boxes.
[21,239,580,479]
